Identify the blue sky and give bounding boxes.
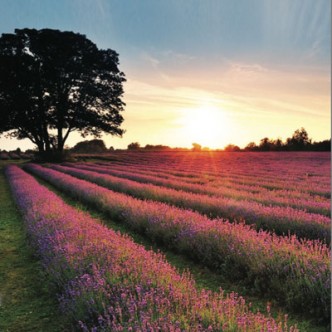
[0,0,330,150]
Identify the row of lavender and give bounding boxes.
[6,164,297,331]
[71,162,330,216]
[52,164,330,243]
[97,152,330,196]
[96,159,330,201]
[96,156,330,198]
[24,163,330,321]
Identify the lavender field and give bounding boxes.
[5,151,331,331]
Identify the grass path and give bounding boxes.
[0,161,67,332]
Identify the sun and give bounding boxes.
[178,104,230,149]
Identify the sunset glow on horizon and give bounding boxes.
[0,0,330,151]
[175,104,233,149]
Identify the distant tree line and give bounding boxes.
[127,142,189,151]
[23,127,327,154]
[126,128,330,152]
[242,128,330,152]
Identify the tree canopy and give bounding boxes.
[286,127,311,150]
[0,28,126,159]
[127,142,141,150]
[71,139,107,153]
[191,143,202,152]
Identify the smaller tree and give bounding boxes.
[224,144,241,152]
[244,142,258,151]
[72,139,107,153]
[127,142,141,150]
[286,128,311,150]
[272,138,284,151]
[192,143,202,152]
[259,137,274,151]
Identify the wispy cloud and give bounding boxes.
[262,0,330,64]
[141,52,160,69]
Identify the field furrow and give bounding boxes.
[96,161,330,207]
[50,164,330,242]
[70,162,330,216]
[94,164,330,198]
[93,152,330,197]
[6,164,298,331]
[24,163,331,321]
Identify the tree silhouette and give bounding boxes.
[127,142,141,150]
[286,127,311,150]
[273,138,284,151]
[224,144,241,152]
[0,28,125,160]
[71,139,107,153]
[244,142,258,151]
[191,142,202,151]
[259,137,274,151]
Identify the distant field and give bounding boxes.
[0,152,33,160]
[2,151,331,331]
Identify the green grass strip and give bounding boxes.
[0,161,66,332]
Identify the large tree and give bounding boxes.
[0,28,125,158]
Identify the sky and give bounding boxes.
[0,0,330,150]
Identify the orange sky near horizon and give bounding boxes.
[0,60,330,152]
[104,60,330,150]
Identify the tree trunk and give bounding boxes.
[57,127,64,152]
[37,142,44,153]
